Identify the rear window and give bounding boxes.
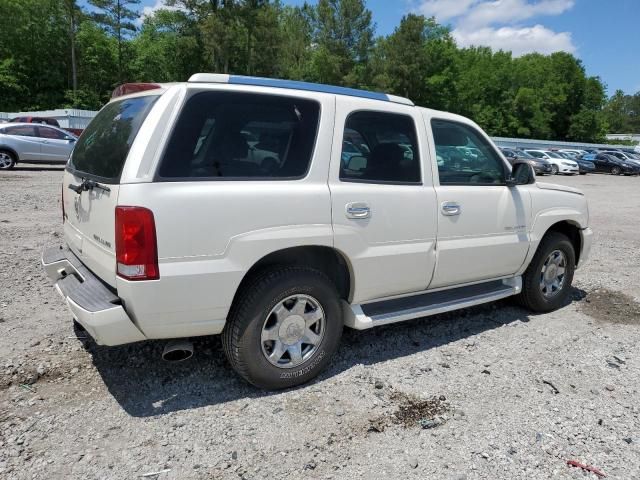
[68,95,159,182]
[158,91,320,180]
[3,125,37,137]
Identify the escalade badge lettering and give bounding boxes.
[93,235,112,249]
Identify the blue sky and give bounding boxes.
[135,0,639,95]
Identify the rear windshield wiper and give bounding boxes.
[68,178,111,194]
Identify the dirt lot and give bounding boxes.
[1,167,639,480]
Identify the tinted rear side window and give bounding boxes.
[158,91,320,180]
[4,125,37,137]
[339,111,421,184]
[68,95,159,182]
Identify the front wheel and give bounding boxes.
[222,266,343,390]
[0,150,16,169]
[611,166,621,175]
[518,232,576,313]
[550,164,559,175]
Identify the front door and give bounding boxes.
[426,115,531,289]
[329,98,438,304]
[4,125,41,161]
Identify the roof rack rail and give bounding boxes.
[188,73,414,106]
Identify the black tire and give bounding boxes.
[611,166,621,175]
[579,172,587,175]
[222,266,343,390]
[550,164,559,175]
[0,150,16,170]
[518,232,575,313]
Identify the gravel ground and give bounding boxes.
[1,166,639,480]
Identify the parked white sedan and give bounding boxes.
[524,149,579,175]
[0,123,77,169]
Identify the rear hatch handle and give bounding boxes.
[68,178,111,194]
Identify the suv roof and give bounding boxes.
[187,73,415,106]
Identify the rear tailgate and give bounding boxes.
[63,94,160,287]
[63,172,121,286]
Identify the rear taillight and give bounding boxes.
[115,206,159,281]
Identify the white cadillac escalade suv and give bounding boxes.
[43,74,593,389]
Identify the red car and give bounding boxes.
[10,116,61,127]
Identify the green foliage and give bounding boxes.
[88,0,141,81]
[604,90,640,134]
[0,0,629,143]
[307,0,375,86]
[371,15,455,108]
[132,10,201,82]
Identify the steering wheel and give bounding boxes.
[469,172,497,183]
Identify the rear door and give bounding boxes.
[3,125,41,160]
[328,98,438,304]
[63,94,159,286]
[36,126,75,162]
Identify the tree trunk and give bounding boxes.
[70,9,77,92]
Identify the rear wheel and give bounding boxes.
[518,232,576,313]
[222,266,343,390]
[550,164,559,175]
[611,166,621,175]
[0,150,16,169]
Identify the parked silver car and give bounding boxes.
[0,123,77,169]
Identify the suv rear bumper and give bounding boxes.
[42,246,147,346]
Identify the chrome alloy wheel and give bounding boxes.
[0,152,13,169]
[261,294,325,369]
[540,250,567,298]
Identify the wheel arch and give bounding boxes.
[231,245,354,308]
[0,146,19,163]
[543,220,582,266]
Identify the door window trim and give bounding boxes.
[338,109,423,186]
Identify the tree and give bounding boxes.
[88,0,141,83]
[307,0,374,86]
[63,0,82,93]
[74,20,119,107]
[604,90,640,133]
[277,6,314,80]
[568,109,607,142]
[371,15,456,109]
[132,9,201,82]
[0,0,69,110]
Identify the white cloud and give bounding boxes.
[137,0,184,25]
[417,0,479,21]
[414,0,577,56]
[458,0,574,29]
[453,24,575,56]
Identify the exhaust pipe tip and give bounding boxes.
[162,339,194,362]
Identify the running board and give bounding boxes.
[344,277,522,330]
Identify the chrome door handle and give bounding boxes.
[441,201,461,216]
[345,202,370,219]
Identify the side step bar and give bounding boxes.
[345,277,522,330]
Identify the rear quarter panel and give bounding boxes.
[116,88,336,339]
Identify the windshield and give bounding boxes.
[545,151,563,159]
[68,95,159,182]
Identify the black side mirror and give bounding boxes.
[507,161,535,187]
